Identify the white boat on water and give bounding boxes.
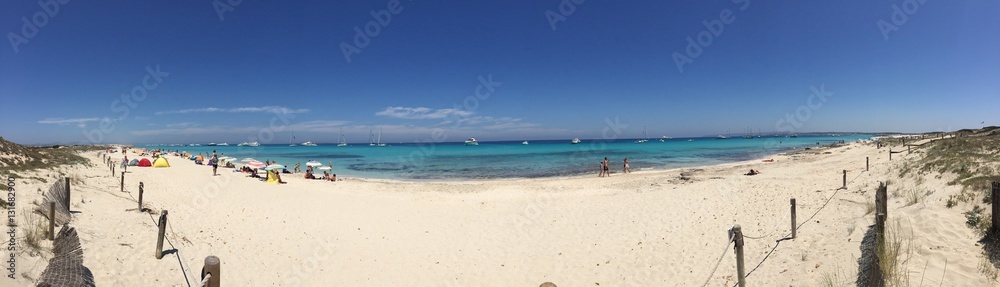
[635,126,649,143]
[376,128,387,147]
[301,141,317,147]
[237,141,260,147]
[464,138,479,146]
[571,138,581,144]
[522,141,529,145]
[289,136,297,147]
[337,128,348,147]
[217,142,229,146]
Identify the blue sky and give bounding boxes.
[1,0,998,145]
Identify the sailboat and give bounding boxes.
[368,129,376,146]
[337,128,348,147]
[376,128,387,147]
[289,136,297,146]
[635,126,649,143]
[716,129,730,140]
[743,126,753,139]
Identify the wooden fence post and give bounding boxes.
[112,162,115,176]
[992,182,999,232]
[202,255,221,287]
[790,198,797,239]
[907,145,911,154]
[48,202,55,240]
[120,171,125,192]
[866,157,869,171]
[138,182,144,211]
[155,210,168,259]
[734,225,745,287]
[63,177,70,211]
[889,150,892,161]
[842,170,847,189]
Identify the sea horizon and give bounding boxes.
[127,134,873,180]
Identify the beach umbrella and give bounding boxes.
[317,166,332,171]
[265,164,285,171]
[246,161,266,169]
[240,158,256,163]
[306,161,322,167]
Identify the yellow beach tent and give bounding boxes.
[152,157,170,168]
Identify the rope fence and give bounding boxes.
[696,153,875,287]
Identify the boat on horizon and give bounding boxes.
[289,136,297,147]
[464,138,479,146]
[337,128,348,147]
[301,141,317,147]
[522,141,529,145]
[217,142,229,146]
[571,138,581,144]
[376,128,387,147]
[237,141,260,147]
[635,126,649,143]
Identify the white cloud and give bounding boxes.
[38,117,100,128]
[155,106,309,115]
[376,106,473,119]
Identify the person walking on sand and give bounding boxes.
[623,158,631,174]
[598,161,605,177]
[211,150,219,176]
[294,162,301,173]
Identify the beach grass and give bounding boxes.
[0,137,98,173]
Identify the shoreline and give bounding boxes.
[9,139,990,286]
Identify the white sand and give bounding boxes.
[7,141,996,286]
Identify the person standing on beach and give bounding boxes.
[623,158,631,174]
[211,150,219,176]
[598,161,605,177]
[294,162,300,173]
[603,157,610,177]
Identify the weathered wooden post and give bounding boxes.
[155,210,168,259]
[734,225,746,287]
[992,182,999,232]
[866,157,869,171]
[112,162,115,175]
[790,198,797,239]
[907,145,911,154]
[120,171,125,192]
[842,170,847,189]
[889,150,892,161]
[63,177,70,211]
[202,255,221,287]
[138,182,144,211]
[48,202,55,240]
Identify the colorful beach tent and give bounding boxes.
[138,158,152,167]
[129,159,139,166]
[152,157,170,168]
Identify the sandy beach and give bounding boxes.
[7,140,996,286]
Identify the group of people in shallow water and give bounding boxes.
[598,157,631,177]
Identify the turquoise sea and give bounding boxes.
[146,135,872,180]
